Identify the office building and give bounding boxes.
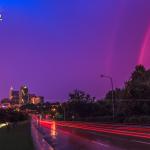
[19,85,29,104]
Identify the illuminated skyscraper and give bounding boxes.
[9,86,14,100]
[19,86,29,104]
[9,86,19,104]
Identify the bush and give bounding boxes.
[0,109,28,123]
[124,116,150,124]
[72,116,113,122]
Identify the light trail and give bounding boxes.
[38,120,150,140]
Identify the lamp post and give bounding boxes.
[60,103,66,121]
[101,74,115,121]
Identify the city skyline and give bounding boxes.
[0,0,150,100]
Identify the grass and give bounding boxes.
[0,122,34,150]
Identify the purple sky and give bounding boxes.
[0,0,150,101]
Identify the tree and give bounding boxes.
[125,65,150,99]
[67,89,95,119]
[119,65,150,117]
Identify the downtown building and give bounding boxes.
[29,94,44,105]
[19,85,29,104]
[10,86,29,105]
[9,86,19,104]
[9,86,44,106]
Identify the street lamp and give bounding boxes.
[101,74,115,121]
[52,108,56,112]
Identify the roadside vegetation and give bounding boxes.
[0,109,28,123]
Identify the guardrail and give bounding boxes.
[31,120,53,150]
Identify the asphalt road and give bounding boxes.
[38,121,150,150]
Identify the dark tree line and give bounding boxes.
[0,109,28,123]
[62,65,150,123]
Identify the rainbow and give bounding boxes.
[138,25,150,67]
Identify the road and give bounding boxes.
[34,119,150,150]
